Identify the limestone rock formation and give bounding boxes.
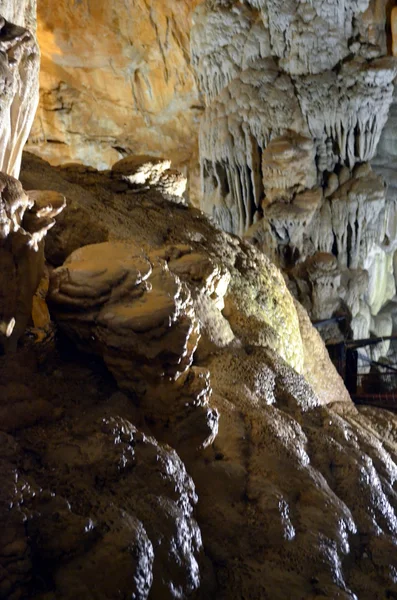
[26,0,203,192]
[371,83,397,361]
[16,155,397,600]
[0,0,395,596]
[49,240,218,454]
[0,352,208,600]
[112,155,187,202]
[22,0,397,349]
[0,6,43,352]
[0,14,39,178]
[192,0,397,348]
[192,1,396,234]
[0,0,36,30]
[0,169,65,352]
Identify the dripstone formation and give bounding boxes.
[1,2,397,600]
[15,150,397,600]
[191,0,397,352]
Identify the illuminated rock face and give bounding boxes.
[192,0,397,346]
[0,13,39,178]
[14,155,397,600]
[0,0,36,29]
[26,0,202,199]
[192,0,396,236]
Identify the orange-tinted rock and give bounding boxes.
[27,0,203,192]
[392,6,397,56]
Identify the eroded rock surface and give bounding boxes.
[0,352,210,600]
[16,154,397,599]
[26,0,202,196]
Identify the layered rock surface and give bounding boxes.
[14,152,397,599]
[26,0,203,200]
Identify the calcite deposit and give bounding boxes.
[0,14,39,178]
[191,0,397,351]
[0,6,62,353]
[15,153,397,599]
[21,0,397,353]
[1,1,397,599]
[0,172,65,352]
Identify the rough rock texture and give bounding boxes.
[0,0,36,30]
[0,351,211,600]
[49,240,219,454]
[0,14,39,178]
[26,0,203,200]
[192,1,396,236]
[371,82,397,362]
[0,171,65,352]
[22,0,397,345]
[191,0,397,347]
[0,8,64,353]
[111,155,187,203]
[16,153,397,599]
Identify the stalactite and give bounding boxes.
[192,0,397,344]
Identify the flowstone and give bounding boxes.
[23,156,397,600]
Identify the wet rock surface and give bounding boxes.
[11,153,397,599]
[0,349,211,600]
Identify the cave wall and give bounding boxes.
[2,3,397,599]
[0,0,39,178]
[19,0,397,346]
[25,0,203,201]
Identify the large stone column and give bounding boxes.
[192,0,397,347]
[0,10,39,179]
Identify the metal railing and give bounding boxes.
[323,319,397,411]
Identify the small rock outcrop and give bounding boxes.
[111,155,187,202]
